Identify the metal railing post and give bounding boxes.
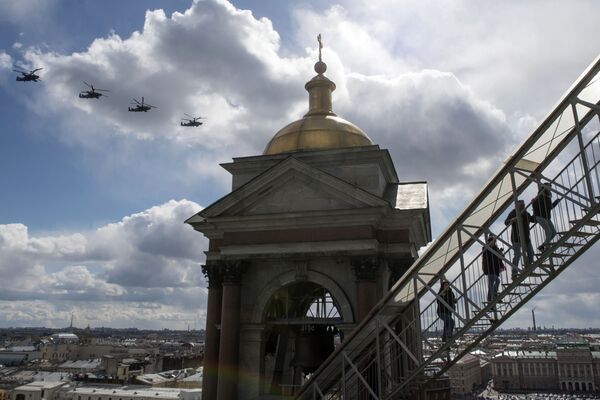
[456,228,471,323]
[572,102,596,204]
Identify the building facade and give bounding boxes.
[491,347,600,392]
[448,354,483,395]
[187,46,431,399]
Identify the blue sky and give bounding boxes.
[0,0,599,329]
[0,0,302,231]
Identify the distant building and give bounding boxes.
[448,354,482,396]
[491,347,600,392]
[10,381,68,400]
[57,360,102,374]
[135,368,202,388]
[50,334,79,343]
[41,343,79,363]
[59,386,201,400]
[0,347,41,366]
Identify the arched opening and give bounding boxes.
[16,395,25,400]
[568,382,573,392]
[561,382,566,391]
[575,382,580,391]
[262,281,343,396]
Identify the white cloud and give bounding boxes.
[0,51,12,69]
[0,0,57,24]
[3,0,599,328]
[0,199,206,328]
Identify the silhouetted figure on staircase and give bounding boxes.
[532,183,556,251]
[437,279,457,342]
[505,200,534,279]
[482,234,505,304]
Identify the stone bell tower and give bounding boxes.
[185,37,431,400]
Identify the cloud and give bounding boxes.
[18,0,531,223]
[0,300,205,330]
[3,0,599,329]
[334,70,513,228]
[0,199,207,328]
[22,0,307,150]
[0,52,12,69]
[0,0,58,25]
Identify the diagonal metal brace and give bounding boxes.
[342,352,381,400]
[378,316,420,364]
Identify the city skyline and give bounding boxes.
[0,0,599,329]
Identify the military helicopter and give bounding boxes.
[180,114,206,127]
[13,66,42,82]
[128,97,157,112]
[79,81,109,99]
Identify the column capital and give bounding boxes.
[221,260,246,285]
[202,263,223,288]
[351,255,379,281]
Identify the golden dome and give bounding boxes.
[263,114,373,155]
[263,50,373,155]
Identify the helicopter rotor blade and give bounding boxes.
[31,68,43,73]
[95,89,109,92]
[132,98,142,105]
[13,66,27,72]
[83,81,92,89]
[184,113,194,119]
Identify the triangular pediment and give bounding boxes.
[194,157,389,219]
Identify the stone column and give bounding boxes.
[352,256,379,321]
[201,263,222,400]
[217,261,243,400]
[238,325,265,399]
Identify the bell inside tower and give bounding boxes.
[262,282,343,396]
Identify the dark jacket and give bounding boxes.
[532,191,552,219]
[482,244,504,275]
[504,208,534,243]
[437,286,456,315]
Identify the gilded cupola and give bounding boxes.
[263,35,374,155]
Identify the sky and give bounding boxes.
[0,0,598,330]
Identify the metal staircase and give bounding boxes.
[295,55,600,399]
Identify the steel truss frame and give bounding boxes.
[295,55,600,399]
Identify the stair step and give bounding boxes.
[538,264,556,273]
[548,241,583,248]
[549,252,568,258]
[560,231,594,237]
[528,272,545,278]
[570,219,600,226]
